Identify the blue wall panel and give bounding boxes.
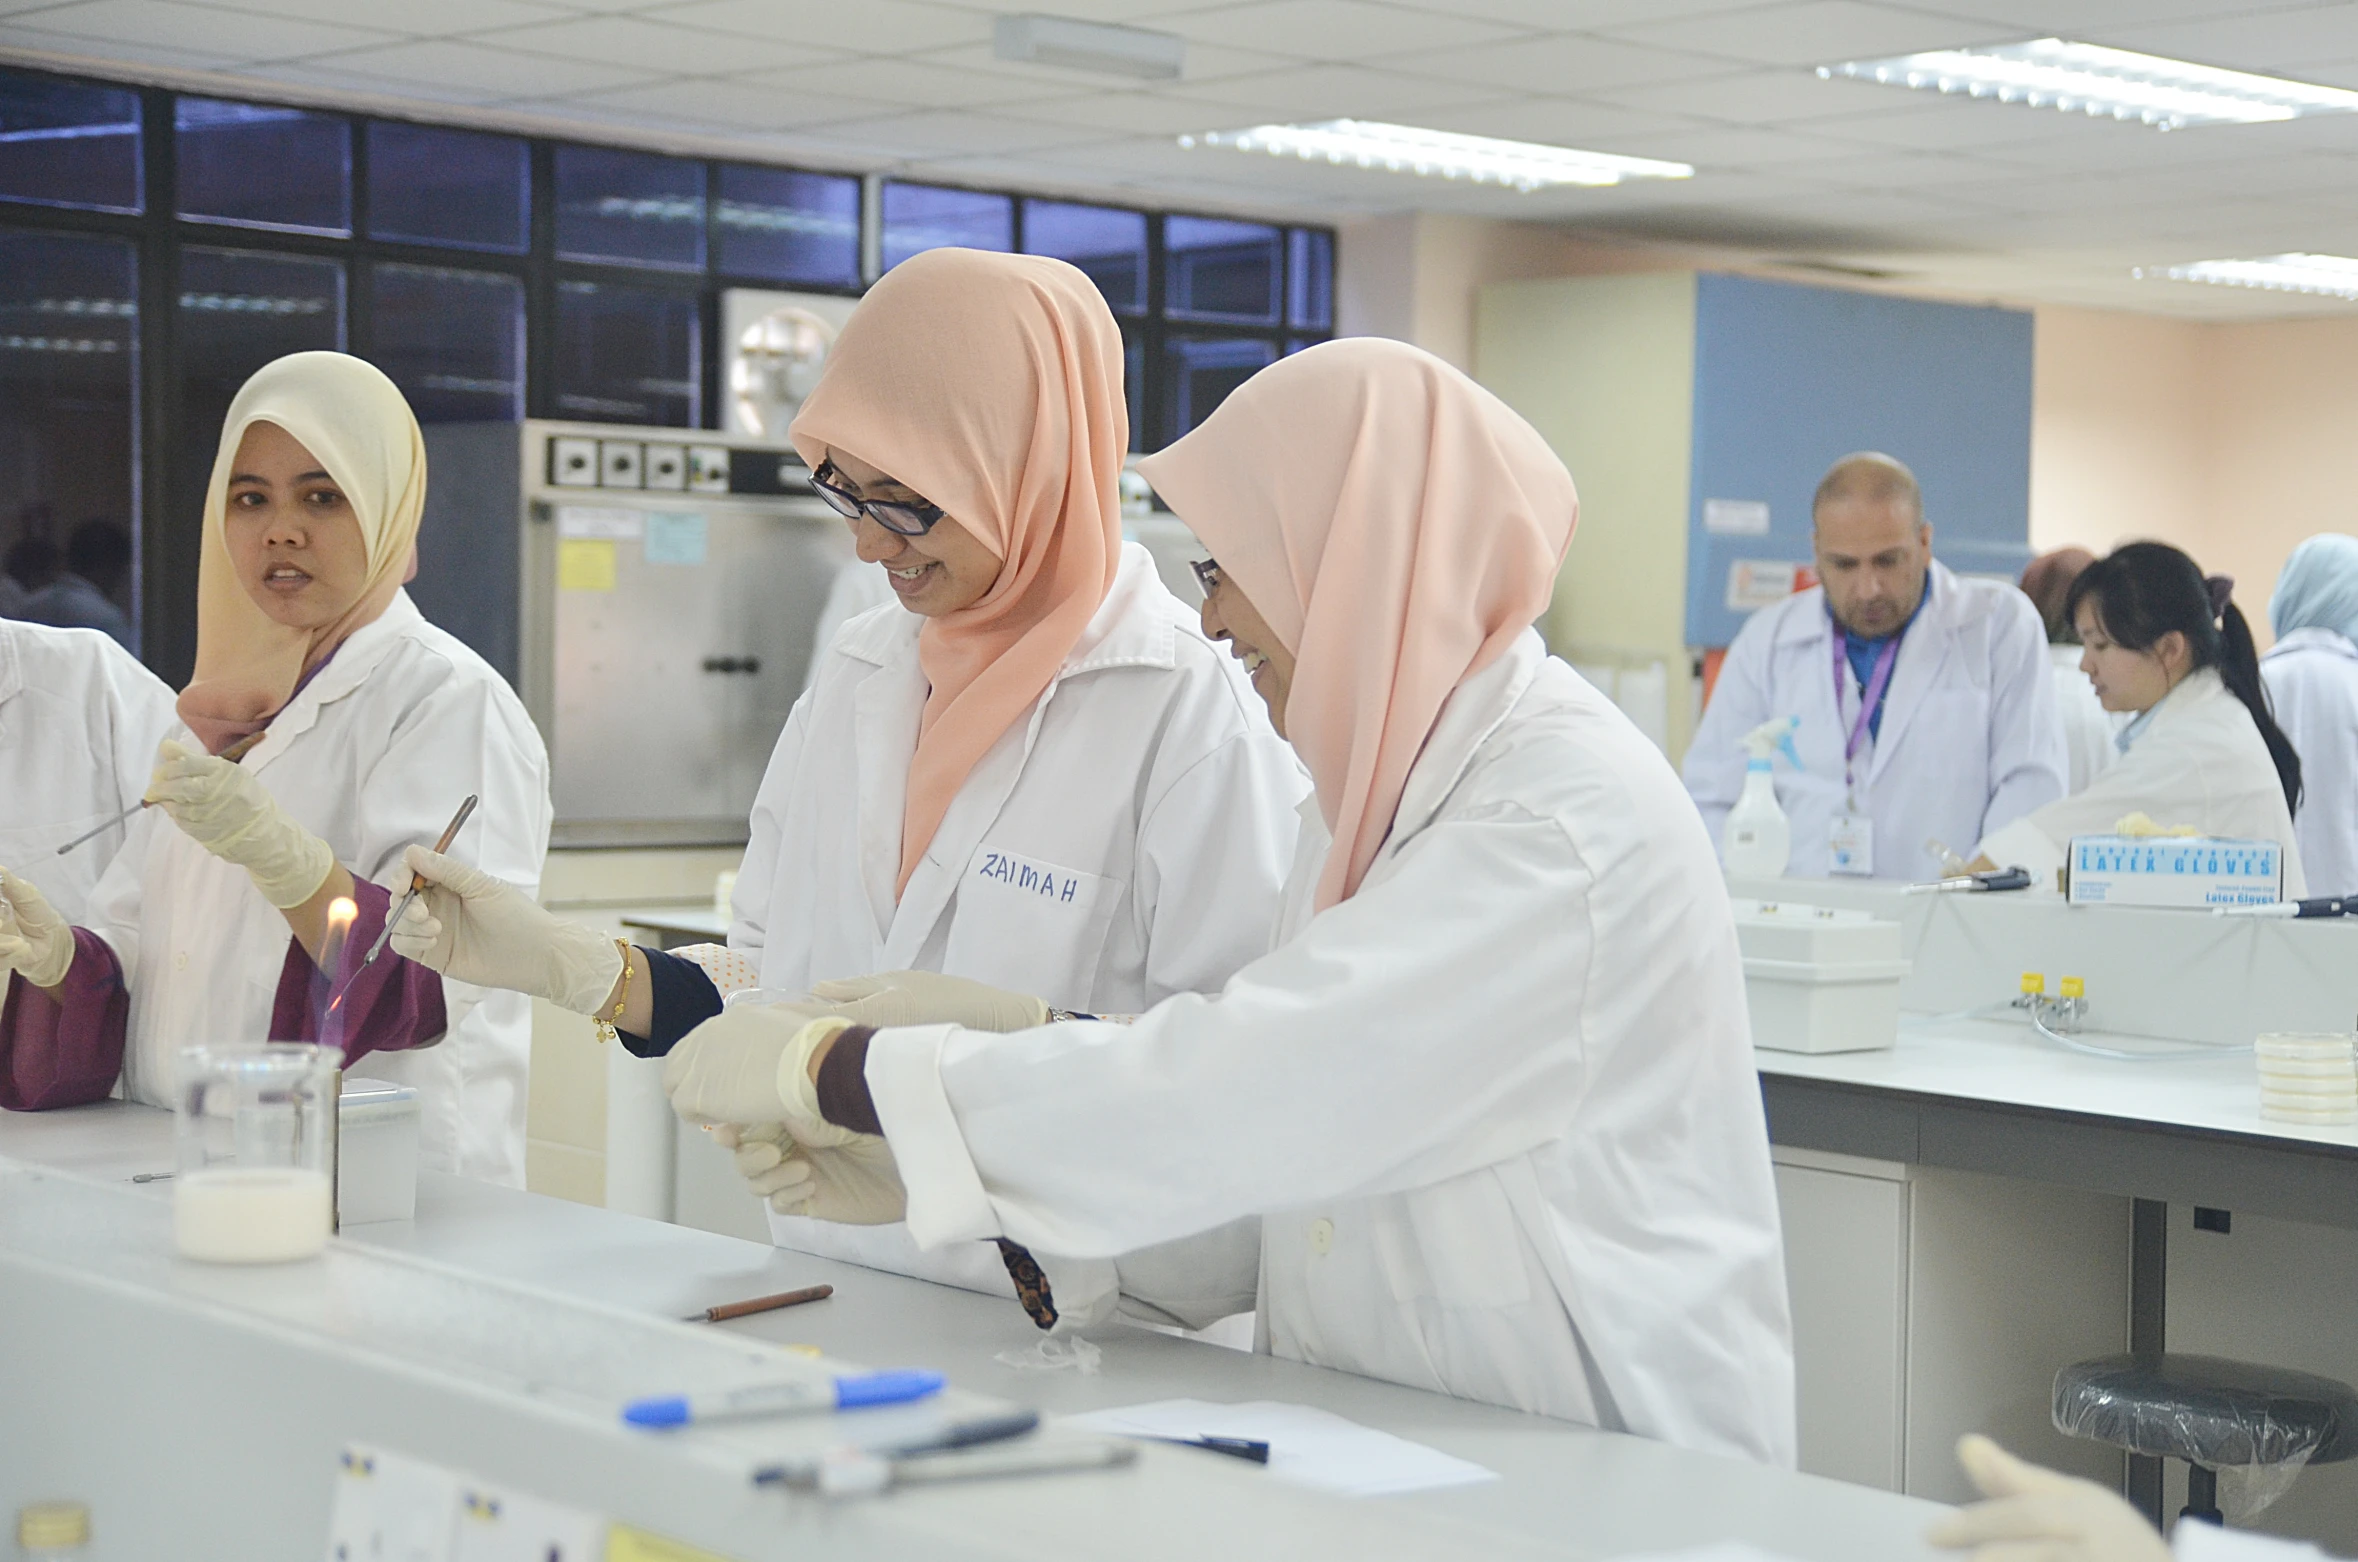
[1685,273,2033,647]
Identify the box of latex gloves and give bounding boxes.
[1731,900,1909,1054]
[2065,835,2283,909]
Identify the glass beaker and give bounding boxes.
[173,1042,337,1263]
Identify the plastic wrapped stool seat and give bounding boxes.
[2055,1353,2358,1522]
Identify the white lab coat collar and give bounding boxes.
[2266,627,2358,663]
[2130,664,2229,746]
[834,542,1178,682]
[1767,561,1961,784]
[1388,630,1546,851]
[246,590,425,770]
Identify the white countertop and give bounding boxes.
[0,1101,1946,1562]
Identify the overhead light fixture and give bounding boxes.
[2134,253,2358,301]
[994,14,1184,81]
[1177,120,1693,191]
[1818,38,2358,130]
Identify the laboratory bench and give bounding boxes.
[0,1101,1947,1562]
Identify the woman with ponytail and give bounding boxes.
[1974,540,2305,894]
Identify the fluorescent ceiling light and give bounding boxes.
[2134,253,2358,301]
[1818,38,2358,130]
[1176,120,1692,192]
[994,14,1184,81]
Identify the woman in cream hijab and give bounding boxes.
[0,352,551,1183]
[656,337,1796,1465]
[390,249,1306,1311]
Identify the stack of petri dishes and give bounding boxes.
[2256,1032,2358,1126]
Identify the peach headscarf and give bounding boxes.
[179,352,426,753]
[790,249,1125,897]
[1138,338,1576,910]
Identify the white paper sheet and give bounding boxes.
[1062,1399,1499,1497]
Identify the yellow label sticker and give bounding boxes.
[605,1522,736,1562]
[559,538,617,592]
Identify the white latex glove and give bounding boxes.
[0,869,75,989]
[145,739,335,909]
[812,970,1050,1033]
[663,1005,858,1133]
[715,1123,908,1225]
[1926,1435,2172,1562]
[388,845,624,1015]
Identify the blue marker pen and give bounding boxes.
[623,1369,945,1429]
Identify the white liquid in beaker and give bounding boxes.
[174,1166,331,1262]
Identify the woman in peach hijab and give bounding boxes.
[392,248,1306,1309]
[0,352,552,1183]
[663,337,1797,1466]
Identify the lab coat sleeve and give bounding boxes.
[870,800,1605,1260]
[1977,592,2070,840]
[1682,618,1776,845]
[1133,728,1305,1003]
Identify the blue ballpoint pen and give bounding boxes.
[623,1368,945,1428]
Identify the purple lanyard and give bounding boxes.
[1831,630,1902,793]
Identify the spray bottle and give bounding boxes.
[1723,716,1800,878]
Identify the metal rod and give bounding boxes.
[363,795,478,966]
[56,730,267,855]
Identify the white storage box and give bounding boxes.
[337,1077,420,1225]
[1732,899,1910,1054]
[2065,835,2282,909]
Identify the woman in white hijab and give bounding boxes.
[2263,533,2358,896]
[0,352,550,1182]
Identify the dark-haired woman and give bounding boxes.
[1973,541,2305,894]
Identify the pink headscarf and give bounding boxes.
[1137,338,1577,909]
[789,249,1125,896]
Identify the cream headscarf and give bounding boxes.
[789,249,1125,897]
[1138,338,1576,910]
[179,352,426,754]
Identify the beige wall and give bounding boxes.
[2030,306,2358,648]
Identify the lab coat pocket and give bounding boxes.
[1373,1169,1534,1310]
[940,846,1123,1010]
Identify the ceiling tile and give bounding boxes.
[6,0,398,62]
[912,36,1301,86]
[1411,33,1732,95]
[195,0,571,30]
[1615,123,1881,170]
[1589,65,1903,123]
[1167,60,1512,118]
[807,107,1107,159]
[560,75,884,132]
[1604,1,2014,67]
[296,38,660,97]
[990,87,1272,136]
[1904,0,2321,33]
[739,54,1058,109]
[2089,5,2358,72]
[0,18,246,67]
[465,16,833,74]
[1407,97,1709,146]
[1385,0,1762,24]
[1154,0,1532,62]
[639,0,994,56]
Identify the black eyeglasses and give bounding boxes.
[1191,556,1224,597]
[810,459,945,537]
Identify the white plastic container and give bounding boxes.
[1732,899,1910,1054]
[337,1077,422,1225]
[1722,717,1797,878]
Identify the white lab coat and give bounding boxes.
[1978,667,2305,896]
[2051,643,2123,795]
[1685,563,2066,881]
[0,622,178,924]
[871,634,1797,1466]
[87,592,552,1183]
[739,543,1308,1303]
[2262,628,2358,895]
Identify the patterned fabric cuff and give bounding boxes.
[668,942,761,997]
[996,1239,1059,1330]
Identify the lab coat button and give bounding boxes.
[1308,1218,1334,1256]
[175,952,189,971]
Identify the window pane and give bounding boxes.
[368,121,528,253]
[555,145,705,271]
[1164,216,1280,325]
[715,164,859,287]
[372,264,524,424]
[1159,335,1274,446]
[0,229,139,649]
[0,69,141,213]
[1288,228,1333,330]
[882,182,1011,272]
[1125,334,1143,454]
[176,97,349,235]
[1024,200,1147,316]
[555,280,699,426]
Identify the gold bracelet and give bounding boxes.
[594,939,634,1045]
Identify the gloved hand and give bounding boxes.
[715,1122,908,1225]
[0,869,75,989]
[813,970,1050,1033]
[389,845,624,1015]
[663,1003,860,1134]
[1926,1435,2172,1562]
[145,739,336,909]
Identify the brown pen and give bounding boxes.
[682,1283,833,1323]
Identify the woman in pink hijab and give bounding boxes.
[666,337,1797,1466]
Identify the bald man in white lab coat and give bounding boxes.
[1684,453,2066,882]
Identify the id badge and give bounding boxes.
[1828,812,1875,877]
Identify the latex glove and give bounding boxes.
[663,1004,860,1134]
[715,1123,908,1225]
[812,970,1050,1033]
[0,869,75,989]
[1926,1435,2171,1562]
[145,739,335,909]
[388,845,623,1015]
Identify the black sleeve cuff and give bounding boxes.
[617,947,723,1058]
[815,1025,882,1134]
